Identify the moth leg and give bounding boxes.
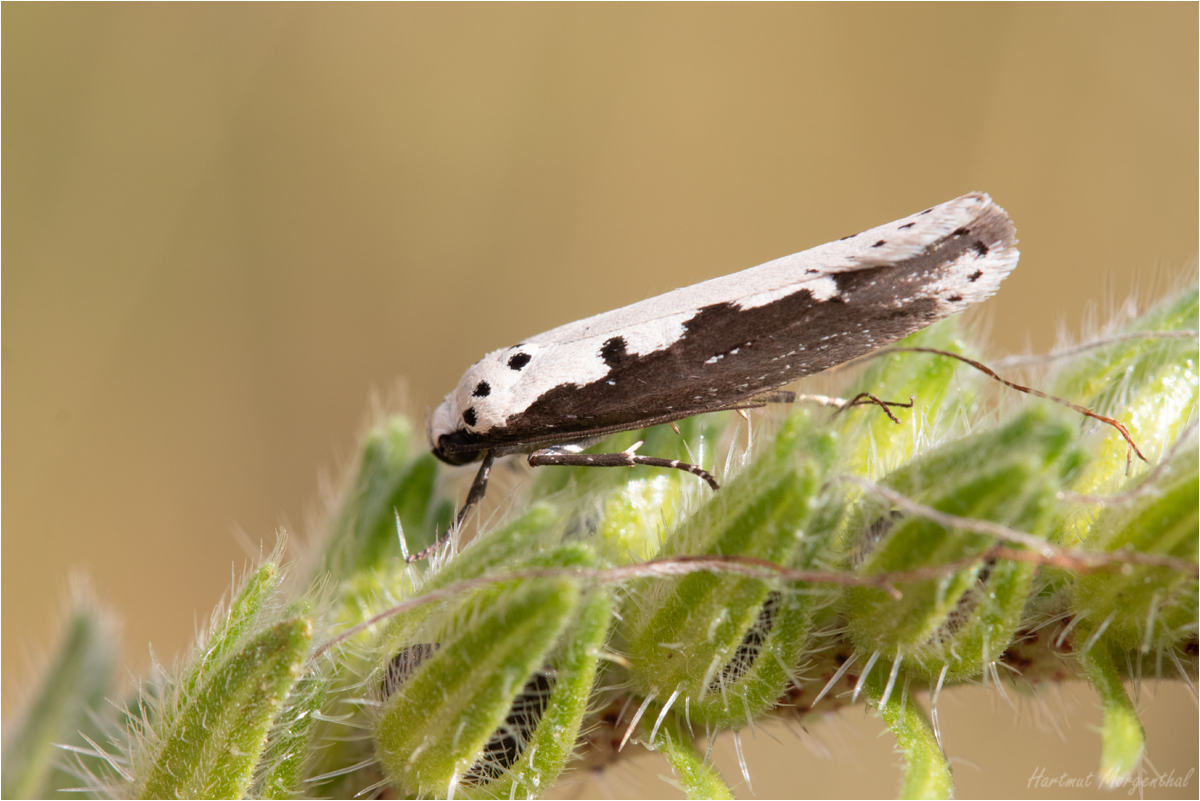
[406,451,495,563]
[748,389,796,405]
[456,450,497,526]
[792,392,914,423]
[715,390,797,414]
[833,392,915,424]
[528,442,719,490]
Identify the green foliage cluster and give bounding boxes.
[3,287,1197,799]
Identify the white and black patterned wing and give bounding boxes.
[431,192,1017,460]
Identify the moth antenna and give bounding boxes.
[1062,418,1198,506]
[883,346,1149,464]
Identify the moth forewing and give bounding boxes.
[426,192,1018,539]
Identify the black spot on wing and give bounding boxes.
[968,269,984,282]
[485,279,938,447]
[972,241,989,257]
[601,336,629,367]
[473,381,491,397]
[508,352,531,370]
[872,240,887,248]
[898,222,916,230]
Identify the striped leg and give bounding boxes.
[528,442,719,490]
[407,451,495,563]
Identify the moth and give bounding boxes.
[429,192,1018,528]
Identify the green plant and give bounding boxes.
[4,286,1196,800]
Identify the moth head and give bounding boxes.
[429,343,540,465]
[429,393,480,466]
[430,431,481,466]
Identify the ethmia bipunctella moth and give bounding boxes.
[423,192,1020,557]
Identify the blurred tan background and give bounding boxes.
[4,4,1196,798]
